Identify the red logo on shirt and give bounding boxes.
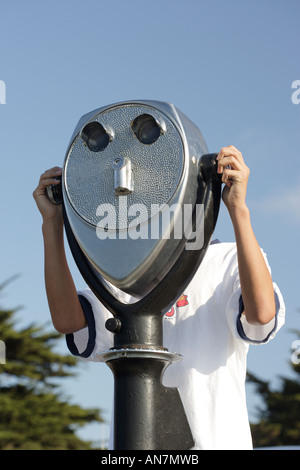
[165,294,188,317]
[176,294,188,307]
[165,307,175,317]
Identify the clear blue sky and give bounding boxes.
[1,0,299,447]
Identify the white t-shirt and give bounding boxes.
[66,241,285,450]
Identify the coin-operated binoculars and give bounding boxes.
[50,100,222,449]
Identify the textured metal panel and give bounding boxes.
[65,104,184,228]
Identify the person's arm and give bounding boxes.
[217,146,276,326]
[33,167,87,334]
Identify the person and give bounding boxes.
[33,145,285,450]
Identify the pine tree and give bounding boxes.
[248,327,300,448]
[0,281,103,450]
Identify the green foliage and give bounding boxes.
[0,282,103,450]
[248,328,300,448]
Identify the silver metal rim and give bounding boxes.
[96,347,182,363]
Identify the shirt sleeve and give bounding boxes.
[66,288,114,361]
[226,248,285,345]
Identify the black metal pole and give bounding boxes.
[105,349,193,450]
[103,309,194,450]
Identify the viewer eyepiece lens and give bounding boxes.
[131,114,162,145]
[81,121,110,152]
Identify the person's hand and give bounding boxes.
[216,146,250,214]
[33,167,63,221]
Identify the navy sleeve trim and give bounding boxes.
[65,295,96,358]
[236,291,280,344]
